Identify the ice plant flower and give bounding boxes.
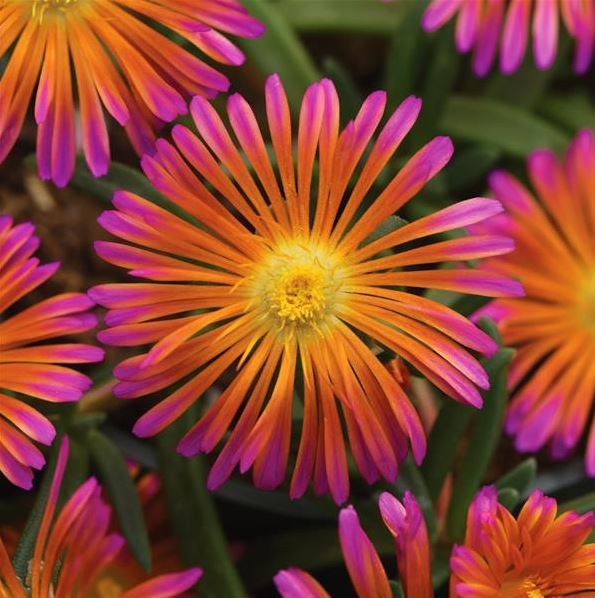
[450,485,595,596]
[0,0,264,187]
[274,491,432,598]
[91,75,522,503]
[473,130,595,474]
[422,0,595,76]
[0,216,103,489]
[0,437,202,598]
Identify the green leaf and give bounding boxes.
[445,318,514,540]
[409,22,461,148]
[278,0,409,34]
[215,479,336,521]
[156,411,246,598]
[539,93,595,133]
[12,436,64,581]
[497,487,520,511]
[382,0,427,105]
[237,1,319,113]
[86,429,151,571]
[421,399,473,502]
[559,491,595,515]
[57,437,90,510]
[441,95,569,157]
[494,458,537,498]
[390,580,406,598]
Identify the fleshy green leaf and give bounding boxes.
[445,318,514,540]
[539,93,595,132]
[559,491,595,515]
[494,458,537,498]
[86,429,151,571]
[382,0,427,104]
[421,399,473,502]
[497,487,520,511]
[441,95,569,157]
[390,580,406,598]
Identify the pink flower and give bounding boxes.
[422,0,594,76]
[0,216,103,489]
[275,491,432,598]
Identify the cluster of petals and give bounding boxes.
[91,74,522,503]
[473,129,595,475]
[0,0,264,186]
[0,216,103,489]
[274,490,432,598]
[450,485,595,596]
[0,437,202,598]
[422,0,595,76]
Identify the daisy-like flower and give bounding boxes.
[0,0,264,187]
[450,485,595,596]
[422,0,594,76]
[0,215,103,489]
[0,437,201,598]
[274,491,432,598]
[91,75,522,503]
[473,130,595,474]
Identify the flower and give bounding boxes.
[0,215,103,489]
[0,0,264,187]
[91,74,522,503]
[0,437,202,598]
[422,0,594,76]
[450,485,595,596]
[473,130,595,475]
[274,491,432,598]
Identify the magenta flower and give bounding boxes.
[274,491,432,598]
[0,216,103,489]
[422,0,594,76]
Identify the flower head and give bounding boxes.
[0,437,202,598]
[0,0,264,186]
[0,216,103,489]
[274,491,432,598]
[422,0,594,76]
[473,129,595,475]
[450,485,595,596]
[91,75,522,503]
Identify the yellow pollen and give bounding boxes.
[270,265,327,324]
[32,0,81,22]
[251,241,344,337]
[523,578,545,598]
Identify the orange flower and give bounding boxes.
[474,129,595,475]
[450,486,595,597]
[0,437,201,598]
[91,75,522,503]
[0,0,263,186]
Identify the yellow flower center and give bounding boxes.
[251,241,344,338]
[577,273,595,334]
[31,0,82,21]
[502,575,548,598]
